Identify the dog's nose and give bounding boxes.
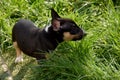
[81,30,87,37]
[83,32,87,37]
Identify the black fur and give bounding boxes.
[12,9,86,60]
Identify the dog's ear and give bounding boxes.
[52,19,60,31]
[51,9,61,31]
[51,9,60,19]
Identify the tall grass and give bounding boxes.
[0,0,120,80]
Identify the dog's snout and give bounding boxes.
[82,31,87,37]
[78,29,86,39]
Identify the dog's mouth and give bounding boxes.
[63,31,87,41]
[73,32,87,41]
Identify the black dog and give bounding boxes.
[12,9,86,63]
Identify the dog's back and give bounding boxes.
[12,19,40,54]
[12,19,37,41]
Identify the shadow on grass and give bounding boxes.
[0,50,36,80]
[13,61,33,80]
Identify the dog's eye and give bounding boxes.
[72,24,75,27]
[70,29,77,34]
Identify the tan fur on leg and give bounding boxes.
[13,42,23,63]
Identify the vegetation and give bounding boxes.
[0,0,120,80]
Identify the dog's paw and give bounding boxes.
[15,56,23,63]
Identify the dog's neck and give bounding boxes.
[45,25,51,32]
[40,25,63,50]
[43,25,63,43]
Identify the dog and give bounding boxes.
[12,9,86,63]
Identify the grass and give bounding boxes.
[0,0,120,80]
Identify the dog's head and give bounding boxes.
[51,9,86,41]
